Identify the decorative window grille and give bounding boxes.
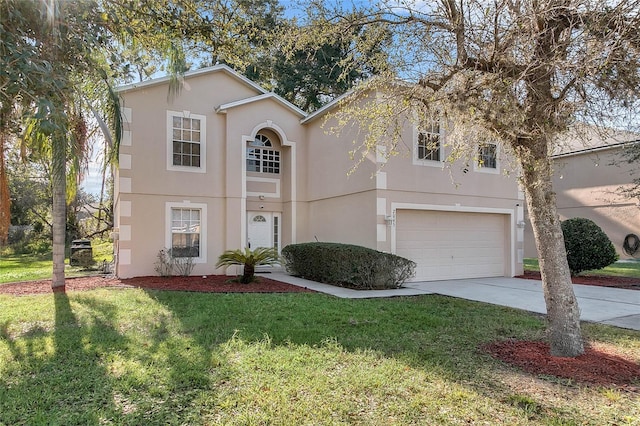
[247,134,280,174]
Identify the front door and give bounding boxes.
[247,212,273,250]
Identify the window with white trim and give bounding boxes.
[166,202,207,262]
[171,208,201,257]
[414,122,443,166]
[167,111,206,172]
[247,134,280,174]
[477,143,498,170]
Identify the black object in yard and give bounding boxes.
[70,239,92,266]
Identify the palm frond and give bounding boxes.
[215,247,280,269]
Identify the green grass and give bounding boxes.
[0,240,113,284]
[0,253,54,284]
[525,258,640,278]
[1,289,638,425]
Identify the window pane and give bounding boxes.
[172,234,200,257]
[171,208,201,257]
[171,116,203,169]
[478,144,497,168]
[247,160,260,172]
[417,132,440,161]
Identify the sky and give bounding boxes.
[82,155,105,196]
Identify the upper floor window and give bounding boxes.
[167,111,206,173]
[247,134,280,174]
[477,143,498,170]
[414,122,443,166]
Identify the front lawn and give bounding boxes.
[1,289,638,424]
[525,257,640,278]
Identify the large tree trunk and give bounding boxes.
[0,130,9,246]
[518,140,584,357]
[52,133,66,291]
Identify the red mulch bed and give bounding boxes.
[517,270,640,290]
[0,274,316,296]
[494,271,640,389]
[2,273,638,390]
[483,340,640,390]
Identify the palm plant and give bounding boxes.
[216,247,280,284]
[1,0,192,290]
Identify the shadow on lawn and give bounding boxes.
[0,293,119,424]
[0,290,217,425]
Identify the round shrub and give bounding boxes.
[561,217,618,275]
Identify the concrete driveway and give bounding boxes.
[267,273,640,331]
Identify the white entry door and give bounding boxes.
[247,212,274,250]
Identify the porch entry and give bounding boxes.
[247,211,280,252]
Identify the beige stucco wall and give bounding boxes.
[524,147,640,259]
[301,104,524,276]
[306,191,378,248]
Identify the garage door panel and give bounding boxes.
[396,210,507,281]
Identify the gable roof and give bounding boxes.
[552,124,640,158]
[300,90,353,124]
[216,93,307,118]
[116,64,267,95]
[300,77,413,125]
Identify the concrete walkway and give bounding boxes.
[265,272,640,331]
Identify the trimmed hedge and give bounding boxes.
[281,242,416,290]
[561,217,618,275]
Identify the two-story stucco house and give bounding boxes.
[113,65,525,281]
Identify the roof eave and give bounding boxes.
[216,93,307,118]
[300,90,353,125]
[116,64,267,95]
[552,139,640,158]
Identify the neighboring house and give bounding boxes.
[524,128,640,259]
[113,65,525,281]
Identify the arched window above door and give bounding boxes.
[247,133,280,174]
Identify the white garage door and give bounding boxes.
[396,210,507,281]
